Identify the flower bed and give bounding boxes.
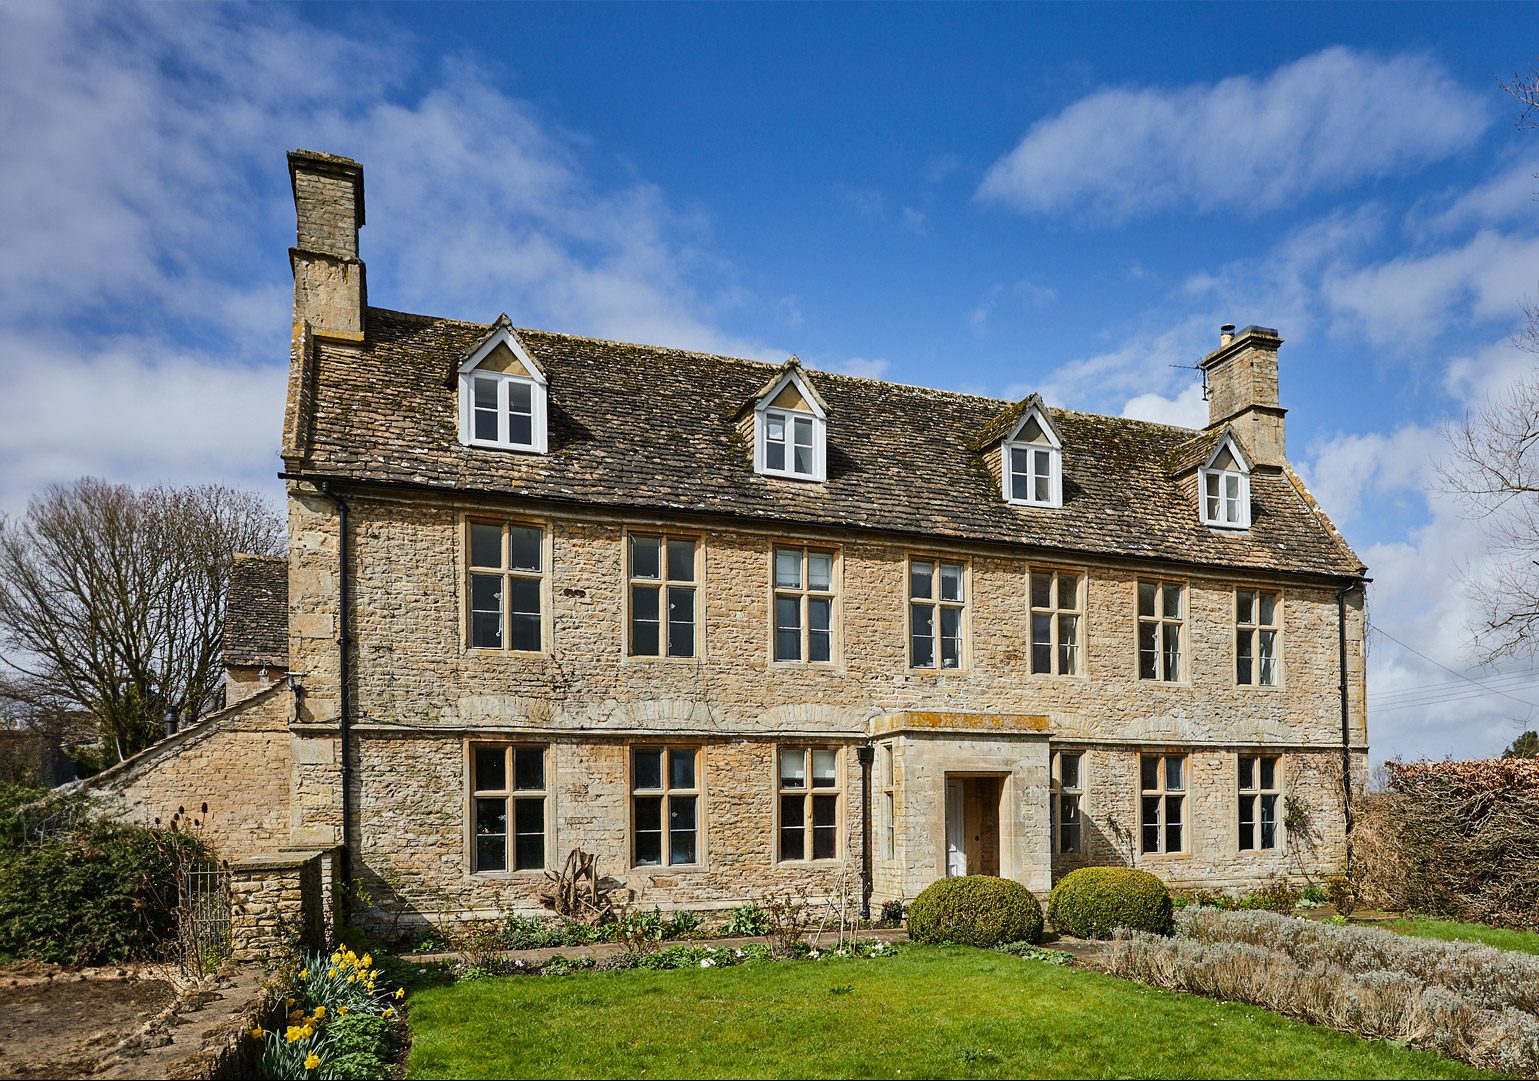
[248,946,407,1079]
[1106,907,1539,1077]
[459,937,900,980]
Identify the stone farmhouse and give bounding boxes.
[85,150,1368,929]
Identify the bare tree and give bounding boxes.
[0,479,283,766]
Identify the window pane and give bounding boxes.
[669,796,697,864]
[470,523,502,568]
[474,375,498,409]
[812,795,838,859]
[940,606,962,668]
[780,748,807,788]
[1259,592,1277,626]
[509,412,533,446]
[1165,795,1183,852]
[780,794,805,860]
[1060,573,1080,610]
[475,796,507,839]
[807,552,833,591]
[776,595,801,635]
[1239,794,1256,850]
[1163,585,1182,619]
[1237,590,1255,625]
[514,798,544,870]
[910,561,933,599]
[470,574,503,648]
[1138,621,1158,679]
[630,585,660,655]
[633,748,663,791]
[1138,581,1157,617]
[1010,448,1032,501]
[910,604,934,667]
[1030,572,1051,609]
[1260,793,1279,849]
[1162,623,1181,681]
[940,563,964,602]
[767,413,786,442]
[508,526,541,572]
[508,380,533,413]
[509,578,541,651]
[474,746,506,792]
[1141,797,1161,853]
[1030,613,1052,674]
[776,628,801,662]
[775,548,802,589]
[631,535,660,579]
[667,539,696,582]
[793,419,814,474]
[1033,452,1052,502]
[666,586,695,657]
[1239,755,1256,791]
[1165,756,1185,791]
[767,440,786,471]
[1058,614,1079,675]
[1237,629,1253,684]
[1260,756,1277,790]
[514,747,544,791]
[669,748,696,790]
[1059,794,1080,853]
[475,833,506,873]
[811,749,838,787]
[807,597,832,662]
[471,611,502,649]
[1140,756,1159,791]
[1259,630,1277,685]
[633,796,662,865]
[1060,753,1081,790]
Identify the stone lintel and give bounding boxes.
[871,712,1050,737]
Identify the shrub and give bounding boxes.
[907,875,1043,947]
[1048,867,1172,939]
[0,818,207,963]
[721,902,772,937]
[1237,875,1300,913]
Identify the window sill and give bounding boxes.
[469,868,549,879]
[775,858,845,867]
[1029,671,1089,682]
[757,468,825,483]
[465,647,551,658]
[622,654,702,665]
[1005,497,1064,510]
[630,863,708,874]
[463,437,545,455]
[904,666,970,676]
[1135,678,1193,688]
[1233,681,1285,691]
[1137,851,1192,860]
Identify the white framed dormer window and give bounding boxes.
[753,366,827,482]
[457,318,548,454]
[1002,404,1063,508]
[1200,435,1251,529]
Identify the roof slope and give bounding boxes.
[285,308,1365,579]
[224,553,288,667]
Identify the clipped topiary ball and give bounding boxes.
[906,875,1044,947]
[1048,866,1173,939]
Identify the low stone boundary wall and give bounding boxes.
[229,848,339,964]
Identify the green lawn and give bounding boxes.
[405,946,1495,1080]
[1382,916,1539,956]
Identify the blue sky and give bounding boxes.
[3,1,1539,763]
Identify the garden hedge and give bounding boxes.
[1048,867,1172,939]
[907,875,1043,947]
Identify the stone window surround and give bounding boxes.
[880,742,896,862]
[1234,586,1285,689]
[461,515,553,655]
[623,529,704,662]
[1028,565,1087,678]
[769,543,841,666]
[627,741,707,871]
[774,744,844,863]
[907,553,970,672]
[463,740,551,877]
[1136,578,1189,684]
[1050,748,1086,854]
[1237,751,1285,853]
[1138,751,1189,857]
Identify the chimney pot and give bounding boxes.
[1220,324,1236,346]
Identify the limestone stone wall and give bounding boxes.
[229,851,327,963]
[283,480,1367,910]
[81,684,296,861]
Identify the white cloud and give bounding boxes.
[1121,383,1208,428]
[967,280,1058,335]
[979,47,1489,222]
[0,3,778,515]
[1412,156,1539,236]
[821,356,890,380]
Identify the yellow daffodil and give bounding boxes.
[395,986,406,999]
[337,1006,350,1015]
[313,1005,327,1019]
[299,968,308,979]
[327,967,338,977]
[347,973,357,983]
[303,1051,321,1070]
[383,1006,395,1018]
[285,1026,306,1043]
[361,953,373,968]
[248,1025,264,1040]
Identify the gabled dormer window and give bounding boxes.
[1200,436,1251,529]
[753,364,827,482]
[457,318,548,454]
[1002,406,1062,508]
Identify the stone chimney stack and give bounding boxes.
[1199,324,1286,467]
[288,149,366,342]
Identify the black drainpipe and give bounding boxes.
[317,481,353,891]
[857,743,874,921]
[1336,581,1357,873]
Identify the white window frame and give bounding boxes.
[457,323,549,453]
[1002,405,1064,509]
[1200,434,1251,529]
[753,370,827,482]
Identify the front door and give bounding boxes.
[945,780,967,876]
